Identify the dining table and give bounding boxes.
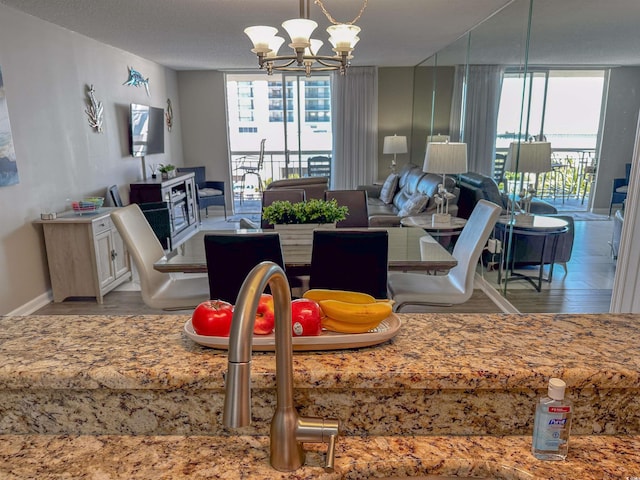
[153,227,457,275]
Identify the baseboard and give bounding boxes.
[474,273,520,313]
[7,291,53,316]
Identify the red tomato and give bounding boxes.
[291,298,322,336]
[191,300,234,337]
[254,293,275,335]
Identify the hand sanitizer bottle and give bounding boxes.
[532,377,572,460]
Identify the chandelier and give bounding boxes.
[244,0,367,77]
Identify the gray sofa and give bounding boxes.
[359,164,459,227]
[266,176,328,200]
[455,172,574,272]
[456,172,557,219]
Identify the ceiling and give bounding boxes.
[0,0,511,70]
[1,0,639,71]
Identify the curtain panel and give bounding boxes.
[450,65,504,175]
[331,66,378,189]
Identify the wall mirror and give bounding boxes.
[412,0,640,311]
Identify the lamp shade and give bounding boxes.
[423,142,468,174]
[426,134,450,144]
[506,141,552,173]
[383,135,407,155]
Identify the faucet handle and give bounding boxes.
[325,428,338,472]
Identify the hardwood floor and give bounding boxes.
[33,206,616,316]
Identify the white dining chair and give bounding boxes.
[387,199,501,311]
[111,204,209,310]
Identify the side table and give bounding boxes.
[496,215,569,292]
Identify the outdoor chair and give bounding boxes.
[234,138,266,203]
[309,230,389,299]
[110,204,209,310]
[388,199,501,311]
[609,162,631,216]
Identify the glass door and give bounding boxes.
[226,73,333,214]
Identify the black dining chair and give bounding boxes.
[324,190,370,227]
[309,230,389,299]
[204,232,293,303]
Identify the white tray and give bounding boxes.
[183,314,401,351]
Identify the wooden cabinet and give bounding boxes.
[129,173,199,250]
[36,208,132,303]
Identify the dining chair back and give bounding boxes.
[261,188,306,229]
[110,204,209,310]
[388,199,501,311]
[309,230,389,299]
[324,190,369,227]
[204,232,287,303]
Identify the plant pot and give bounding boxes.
[274,223,336,246]
[161,170,176,180]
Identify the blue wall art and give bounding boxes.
[123,66,150,96]
[0,66,19,187]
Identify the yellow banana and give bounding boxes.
[322,316,383,334]
[318,299,392,325]
[303,289,376,304]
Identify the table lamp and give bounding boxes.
[423,141,468,226]
[506,141,552,224]
[383,135,407,173]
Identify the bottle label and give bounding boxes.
[533,405,572,452]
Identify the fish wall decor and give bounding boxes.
[123,66,150,96]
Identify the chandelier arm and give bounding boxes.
[314,0,368,25]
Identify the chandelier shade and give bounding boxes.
[244,0,367,77]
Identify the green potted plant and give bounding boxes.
[158,163,176,179]
[262,198,348,225]
[262,199,349,245]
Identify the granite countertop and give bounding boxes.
[1,313,639,391]
[0,313,639,478]
[1,434,639,479]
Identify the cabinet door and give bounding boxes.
[111,228,130,279]
[95,230,116,289]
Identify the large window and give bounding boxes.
[226,73,333,203]
[496,69,605,150]
[495,69,605,203]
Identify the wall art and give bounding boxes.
[0,66,19,187]
[85,84,104,133]
[123,66,150,96]
[166,98,173,131]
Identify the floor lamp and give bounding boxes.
[423,142,468,226]
[506,141,552,224]
[383,135,407,173]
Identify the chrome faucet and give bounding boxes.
[223,261,339,472]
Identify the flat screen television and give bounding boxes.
[129,103,165,157]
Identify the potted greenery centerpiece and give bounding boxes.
[262,198,348,245]
[158,163,176,180]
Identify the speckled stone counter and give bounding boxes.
[1,314,639,438]
[0,313,639,478]
[1,434,639,479]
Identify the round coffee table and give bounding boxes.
[401,215,467,249]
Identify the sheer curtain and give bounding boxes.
[450,65,504,175]
[331,66,378,189]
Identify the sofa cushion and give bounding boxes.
[379,173,399,204]
[398,192,429,217]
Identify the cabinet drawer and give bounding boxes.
[92,217,112,235]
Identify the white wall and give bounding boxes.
[591,67,640,213]
[177,71,232,207]
[0,4,182,314]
